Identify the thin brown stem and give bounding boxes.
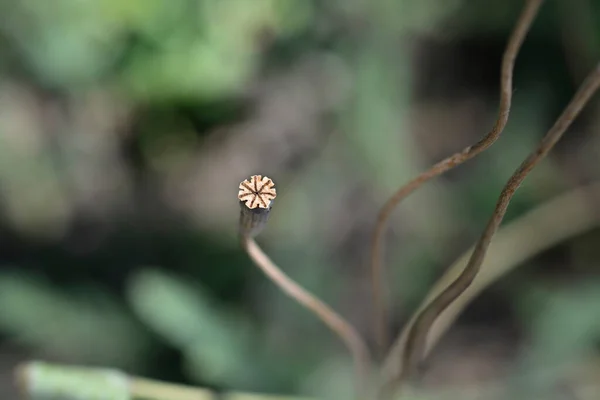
[391,62,600,392]
[380,181,600,387]
[369,0,544,357]
[241,236,372,398]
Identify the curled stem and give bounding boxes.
[241,236,372,398]
[381,180,600,384]
[369,0,544,356]
[391,62,600,391]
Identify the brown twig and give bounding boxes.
[237,175,372,398]
[241,237,372,398]
[381,181,600,384]
[390,62,600,392]
[369,0,544,357]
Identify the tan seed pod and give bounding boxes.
[238,175,276,237]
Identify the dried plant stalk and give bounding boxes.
[381,181,600,386]
[242,237,372,397]
[238,175,372,398]
[389,62,600,391]
[369,0,544,356]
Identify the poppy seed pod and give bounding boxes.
[238,175,276,237]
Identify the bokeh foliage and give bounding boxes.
[0,0,600,399]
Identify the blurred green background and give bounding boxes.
[0,0,600,399]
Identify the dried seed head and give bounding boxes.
[238,175,276,237]
[238,175,276,209]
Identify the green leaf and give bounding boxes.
[127,269,259,386]
[0,271,147,368]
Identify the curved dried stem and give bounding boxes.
[380,180,600,386]
[241,236,372,398]
[369,0,544,357]
[387,62,600,392]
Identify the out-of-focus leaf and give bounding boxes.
[0,0,127,85]
[120,41,254,101]
[126,268,262,387]
[99,0,188,39]
[0,0,311,98]
[120,0,312,101]
[0,270,148,368]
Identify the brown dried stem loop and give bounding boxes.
[393,62,600,389]
[369,0,544,357]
